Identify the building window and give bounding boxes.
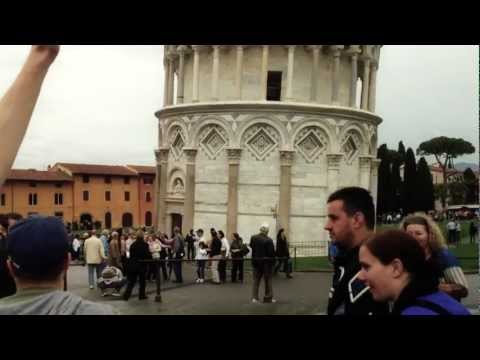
[54,212,64,219]
[145,211,152,227]
[105,191,111,201]
[82,175,90,183]
[266,71,282,101]
[54,193,64,205]
[29,182,37,188]
[105,176,111,184]
[124,176,130,184]
[29,193,38,206]
[83,191,89,201]
[55,182,63,188]
[1,193,5,206]
[143,177,154,185]
[146,192,151,202]
[124,191,130,201]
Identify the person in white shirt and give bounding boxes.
[218,230,230,283]
[446,219,457,245]
[72,236,81,262]
[195,230,208,283]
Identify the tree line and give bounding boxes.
[377,137,476,216]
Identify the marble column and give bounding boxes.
[167,56,175,105]
[211,45,220,101]
[192,46,201,103]
[308,45,321,102]
[285,45,296,102]
[330,45,344,105]
[361,46,371,110]
[163,58,169,107]
[235,46,244,100]
[359,156,372,190]
[176,46,187,104]
[260,45,269,100]
[154,148,169,232]
[368,62,378,112]
[370,158,381,226]
[183,148,198,235]
[279,150,294,238]
[226,148,242,237]
[327,154,343,194]
[347,45,361,107]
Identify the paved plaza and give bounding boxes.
[66,263,478,315]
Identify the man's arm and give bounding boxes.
[0,45,59,186]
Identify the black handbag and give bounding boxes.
[240,244,250,256]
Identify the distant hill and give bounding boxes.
[454,162,479,172]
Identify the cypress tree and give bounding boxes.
[403,148,418,214]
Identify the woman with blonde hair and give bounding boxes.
[399,213,469,301]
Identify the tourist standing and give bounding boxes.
[172,227,185,283]
[195,238,209,283]
[84,230,107,290]
[108,231,123,270]
[123,231,151,301]
[274,228,292,279]
[250,223,276,303]
[185,229,196,261]
[209,230,222,284]
[218,230,230,283]
[230,233,248,283]
[446,219,456,245]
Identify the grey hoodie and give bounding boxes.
[0,288,117,315]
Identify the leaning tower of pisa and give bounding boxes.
[154,45,382,254]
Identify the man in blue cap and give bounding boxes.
[0,216,117,315]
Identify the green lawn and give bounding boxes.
[289,221,479,273]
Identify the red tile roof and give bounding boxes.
[7,169,72,182]
[126,165,156,175]
[55,163,137,176]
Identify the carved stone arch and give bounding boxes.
[191,115,233,148]
[290,118,334,152]
[236,115,288,148]
[239,122,282,162]
[292,124,331,164]
[167,123,188,161]
[339,126,366,164]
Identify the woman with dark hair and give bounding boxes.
[123,231,151,301]
[400,213,468,301]
[274,229,292,279]
[358,230,470,315]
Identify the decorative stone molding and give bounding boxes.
[155,148,170,164]
[183,148,198,163]
[226,148,242,163]
[327,153,343,169]
[279,150,295,166]
[359,156,373,169]
[341,129,362,163]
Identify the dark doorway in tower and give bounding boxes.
[145,211,152,227]
[266,71,282,101]
[105,212,112,229]
[122,213,133,228]
[80,213,93,230]
[171,213,182,237]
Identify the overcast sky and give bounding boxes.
[0,45,478,170]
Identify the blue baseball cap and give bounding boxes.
[7,216,69,277]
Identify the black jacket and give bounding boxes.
[327,246,389,316]
[275,236,290,258]
[0,234,16,299]
[210,238,222,257]
[128,240,152,273]
[249,233,275,268]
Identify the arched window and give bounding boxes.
[105,212,112,229]
[145,211,152,227]
[122,213,133,228]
